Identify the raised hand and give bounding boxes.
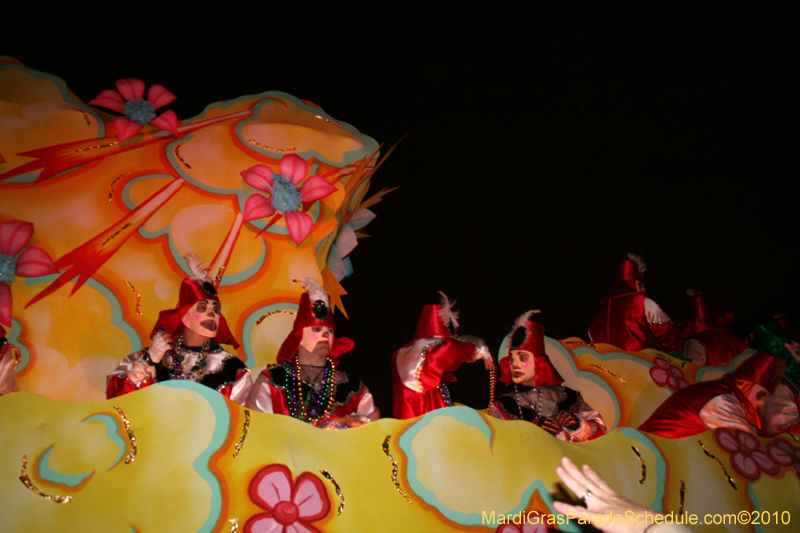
[148,330,173,363]
[553,457,662,533]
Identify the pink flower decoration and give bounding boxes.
[245,463,331,533]
[89,78,180,143]
[649,357,689,389]
[766,438,800,475]
[715,428,780,480]
[241,154,337,246]
[0,220,59,326]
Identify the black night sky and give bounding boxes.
[4,3,798,416]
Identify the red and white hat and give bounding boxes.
[723,351,786,431]
[150,255,238,348]
[499,310,563,387]
[412,291,460,341]
[276,279,354,364]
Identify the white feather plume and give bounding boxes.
[627,252,647,275]
[437,291,460,330]
[302,278,330,306]
[511,310,541,333]
[185,253,212,283]
[686,288,702,297]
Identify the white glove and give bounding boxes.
[148,331,173,363]
[126,361,155,385]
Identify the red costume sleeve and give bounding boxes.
[418,338,476,390]
[651,322,684,353]
[106,374,155,399]
[639,381,733,438]
[391,337,476,419]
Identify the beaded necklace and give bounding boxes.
[438,383,454,406]
[416,338,452,406]
[514,384,542,421]
[287,356,337,423]
[168,335,211,381]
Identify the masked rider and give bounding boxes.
[107,255,252,404]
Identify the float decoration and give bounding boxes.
[0,220,59,326]
[88,78,180,142]
[2,385,797,532]
[0,57,381,399]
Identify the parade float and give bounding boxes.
[1,58,797,532]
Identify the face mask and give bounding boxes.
[510,349,536,386]
[300,326,333,356]
[181,300,220,339]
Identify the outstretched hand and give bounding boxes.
[553,456,661,533]
[460,336,494,371]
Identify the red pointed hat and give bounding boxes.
[722,351,786,431]
[687,290,712,322]
[413,291,460,341]
[685,289,734,330]
[729,350,786,393]
[614,253,646,285]
[499,310,563,387]
[276,279,353,364]
[150,255,239,348]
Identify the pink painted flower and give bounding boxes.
[241,154,337,246]
[89,78,180,143]
[245,463,331,533]
[766,438,800,475]
[0,220,59,326]
[715,428,779,480]
[649,357,689,390]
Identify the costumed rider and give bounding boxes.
[107,255,252,404]
[0,325,21,395]
[491,311,606,441]
[391,292,493,419]
[246,279,379,429]
[588,253,682,353]
[638,351,785,438]
[681,289,748,365]
[752,322,800,436]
